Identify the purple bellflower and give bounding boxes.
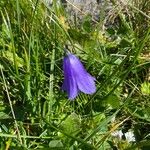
[62,53,96,100]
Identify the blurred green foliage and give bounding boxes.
[0,0,150,149]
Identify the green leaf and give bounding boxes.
[49,140,63,149]
[0,112,11,120]
[2,51,24,68]
[82,15,92,33]
[61,113,80,136]
[106,94,120,109]
[141,82,150,95]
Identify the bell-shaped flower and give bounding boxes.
[62,53,96,100]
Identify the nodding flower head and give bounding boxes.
[62,53,96,100]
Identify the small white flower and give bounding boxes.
[125,131,135,142]
[111,130,123,140]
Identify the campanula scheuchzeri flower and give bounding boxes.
[62,53,96,100]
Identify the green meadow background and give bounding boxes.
[0,0,150,149]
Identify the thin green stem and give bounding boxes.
[0,67,22,144]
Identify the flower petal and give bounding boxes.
[68,54,88,75]
[67,54,96,94]
[62,55,78,100]
[76,73,96,94]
